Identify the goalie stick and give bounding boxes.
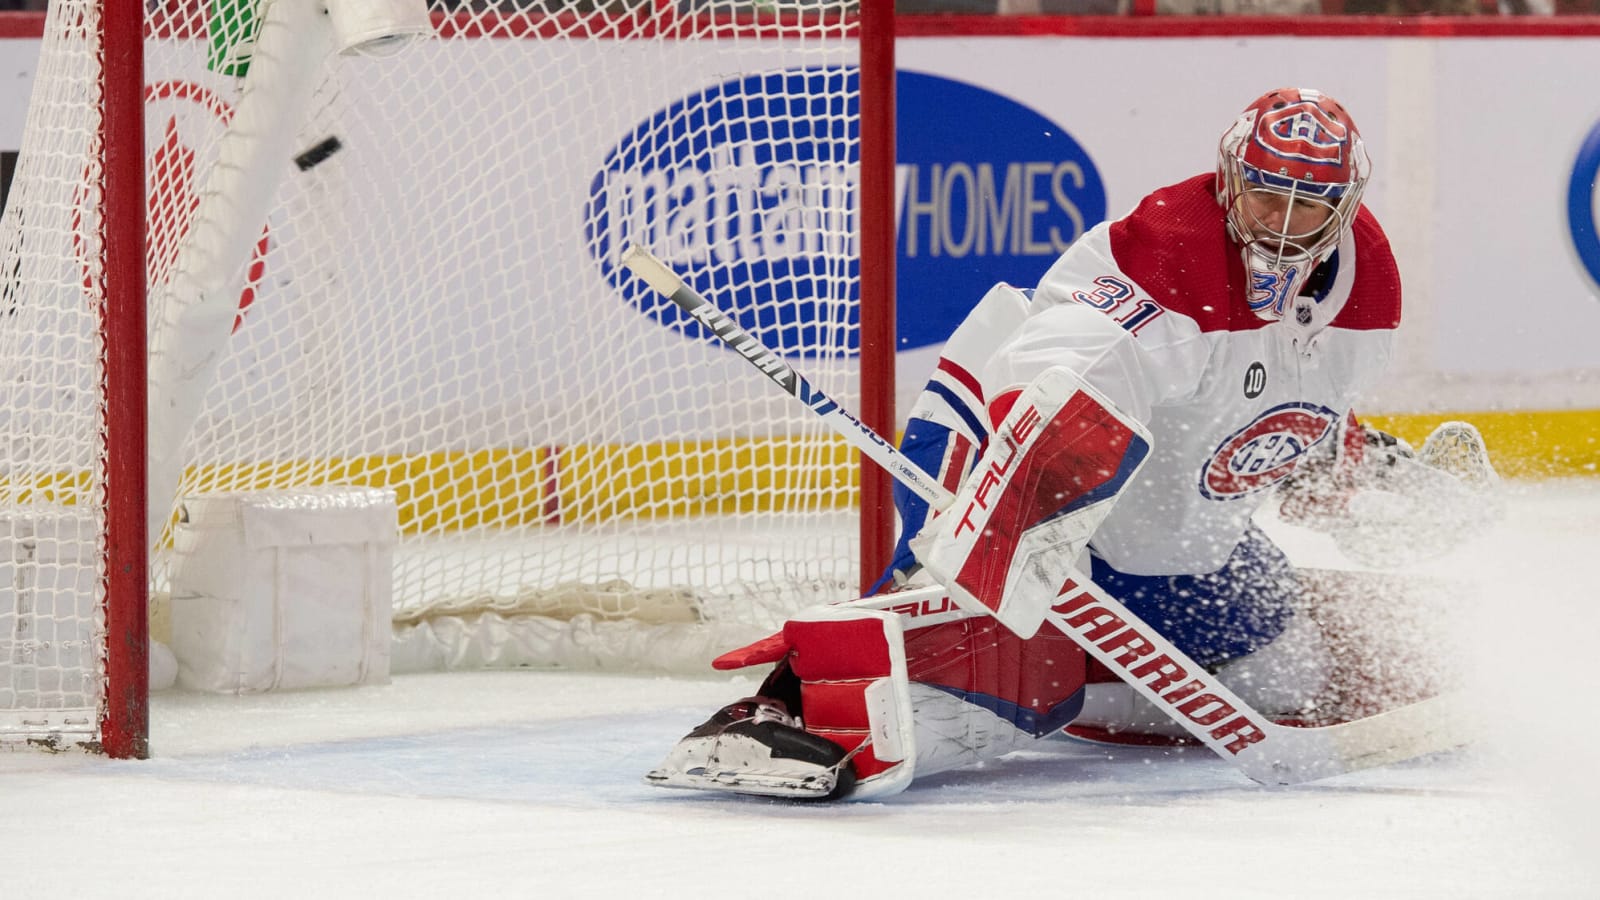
[619,244,1471,786]
[619,245,951,509]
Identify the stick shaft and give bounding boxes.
[620,245,954,509]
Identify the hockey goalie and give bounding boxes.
[646,87,1500,800]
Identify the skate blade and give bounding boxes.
[643,765,838,799]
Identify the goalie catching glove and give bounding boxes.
[1278,416,1504,567]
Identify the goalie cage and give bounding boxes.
[0,0,897,754]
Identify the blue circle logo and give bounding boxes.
[1567,117,1600,294]
[587,69,1107,358]
[897,72,1106,351]
[586,67,857,359]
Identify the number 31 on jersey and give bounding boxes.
[1069,275,1165,334]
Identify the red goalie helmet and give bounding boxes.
[1217,88,1370,321]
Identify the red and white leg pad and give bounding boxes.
[786,585,1089,799]
[784,602,917,800]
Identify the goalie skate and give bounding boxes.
[645,698,857,801]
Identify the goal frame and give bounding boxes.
[858,0,896,596]
[82,0,896,758]
[103,0,150,760]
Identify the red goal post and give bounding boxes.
[0,0,896,756]
[0,0,147,758]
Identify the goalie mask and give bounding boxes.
[1217,88,1370,322]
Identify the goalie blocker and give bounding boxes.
[910,366,1151,639]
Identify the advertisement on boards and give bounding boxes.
[1,30,1597,431]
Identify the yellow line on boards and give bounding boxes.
[6,412,1594,540]
[1364,409,1600,480]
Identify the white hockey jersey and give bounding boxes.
[920,174,1402,577]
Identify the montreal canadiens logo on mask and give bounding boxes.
[1257,102,1348,167]
[1198,402,1340,500]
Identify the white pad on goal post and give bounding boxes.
[912,366,1151,639]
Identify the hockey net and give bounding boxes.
[1,0,882,749]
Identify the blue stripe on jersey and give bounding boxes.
[926,380,989,445]
[1310,249,1340,304]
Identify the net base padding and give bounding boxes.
[390,579,747,674]
[391,612,771,675]
[0,710,101,752]
[392,579,703,628]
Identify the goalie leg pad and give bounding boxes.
[912,367,1151,639]
[790,590,1089,794]
[903,610,1087,738]
[785,604,918,800]
[900,610,1089,779]
[650,586,1091,802]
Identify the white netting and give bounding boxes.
[0,3,109,743]
[139,0,861,675]
[1,0,873,725]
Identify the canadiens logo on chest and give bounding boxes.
[1198,402,1339,500]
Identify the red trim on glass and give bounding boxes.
[0,12,46,38]
[12,9,1600,43]
[894,14,1600,38]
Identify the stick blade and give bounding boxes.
[1239,692,1475,786]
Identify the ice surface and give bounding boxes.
[3,480,1597,898]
